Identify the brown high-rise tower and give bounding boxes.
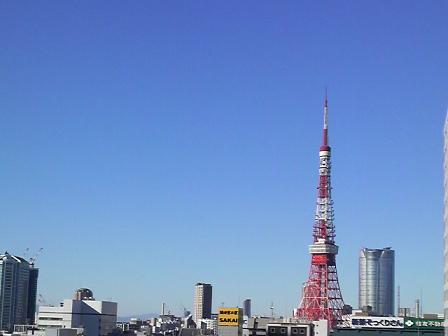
[194,283,212,323]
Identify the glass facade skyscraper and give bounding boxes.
[0,252,38,331]
[359,247,395,316]
[243,299,251,317]
[27,266,39,324]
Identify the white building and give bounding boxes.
[38,299,117,336]
[199,318,218,333]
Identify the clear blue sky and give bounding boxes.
[1,1,447,317]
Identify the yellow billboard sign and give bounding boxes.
[218,308,240,326]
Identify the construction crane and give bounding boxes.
[29,248,43,266]
[38,294,47,306]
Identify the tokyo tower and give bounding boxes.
[294,96,345,327]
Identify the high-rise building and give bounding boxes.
[243,299,251,317]
[0,252,38,331]
[295,97,345,327]
[359,247,395,316]
[444,112,448,336]
[27,265,39,324]
[415,299,421,318]
[398,307,411,317]
[194,283,212,323]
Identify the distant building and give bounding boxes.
[37,289,117,336]
[266,323,312,336]
[0,252,39,331]
[74,288,94,301]
[243,300,251,318]
[199,318,218,334]
[398,308,411,317]
[244,317,312,336]
[194,283,212,323]
[244,317,283,336]
[149,314,182,335]
[359,247,395,316]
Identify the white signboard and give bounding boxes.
[350,317,404,329]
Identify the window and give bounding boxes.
[280,328,286,334]
[39,317,63,321]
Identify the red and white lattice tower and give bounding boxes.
[294,96,345,328]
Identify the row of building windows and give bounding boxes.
[268,327,306,335]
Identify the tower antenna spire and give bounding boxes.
[322,89,329,146]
